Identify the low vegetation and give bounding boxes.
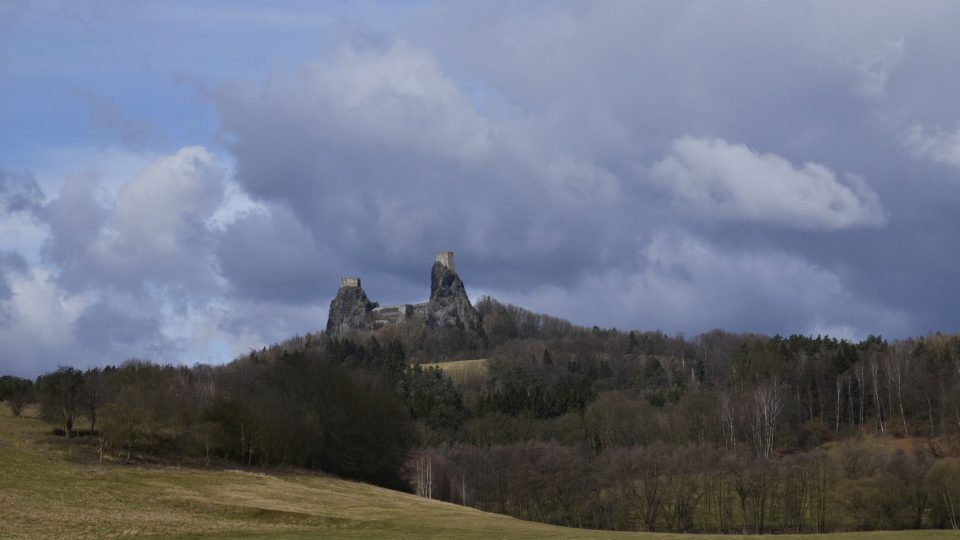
[0,407,953,539]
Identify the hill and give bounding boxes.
[0,408,953,539]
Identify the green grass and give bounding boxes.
[418,358,489,385]
[0,407,954,539]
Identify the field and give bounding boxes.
[0,407,954,539]
[418,358,489,385]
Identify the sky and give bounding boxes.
[2,1,960,377]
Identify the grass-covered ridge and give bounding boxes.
[0,407,954,539]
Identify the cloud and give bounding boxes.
[0,268,84,376]
[650,137,887,229]
[9,2,960,377]
[903,125,960,170]
[215,41,625,289]
[215,204,331,304]
[0,145,339,376]
[42,145,225,294]
[76,91,165,150]
[0,267,185,376]
[0,252,28,323]
[502,231,907,338]
[0,168,44,214]
[855,36,904,99]
[72,301,166,353]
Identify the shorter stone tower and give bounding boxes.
[340,277,361,288]
[435,251,455,272]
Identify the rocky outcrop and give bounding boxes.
[326,284,378,337]
[426,262,479,329]
[325,252,481,339]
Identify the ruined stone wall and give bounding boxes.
[371,304,414,324]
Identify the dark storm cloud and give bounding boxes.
[215,204,331,304]
[72,301,165,352]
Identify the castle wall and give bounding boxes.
[435,251,455,272]
[371,304,414,324]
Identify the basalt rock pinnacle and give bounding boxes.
[325,251,480,339]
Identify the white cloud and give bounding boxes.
[903,125,960,170]
[103,146,223,273]
[0,268,91,375]
[650,137,887,229]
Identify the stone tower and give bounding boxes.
[435,251,455,272]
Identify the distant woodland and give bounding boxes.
[3,296,960,533]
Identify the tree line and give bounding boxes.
[3,297,960,532]
[408,440,960,532]
[396,313,960,532]
[7,337,461,489]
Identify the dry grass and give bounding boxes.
[418,358,489,385]
[0,406,955,539]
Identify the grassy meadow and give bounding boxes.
[418,358,489,385]
[0,406,955,539]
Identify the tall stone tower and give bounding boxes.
[435,251,455,272]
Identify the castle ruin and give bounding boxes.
[325,251,479,337]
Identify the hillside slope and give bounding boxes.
[0,408,952,539]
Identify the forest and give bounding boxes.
[3,296,960,533]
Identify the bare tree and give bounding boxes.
[884,345,911,436]
[752,380,784,458]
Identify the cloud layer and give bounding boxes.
[4,1,960,376]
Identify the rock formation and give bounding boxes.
[325,278,379,336]
[325,251,480,338]
[426,261,479,329]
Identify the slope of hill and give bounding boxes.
[0,408,952,539]
[417,358,489,384]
